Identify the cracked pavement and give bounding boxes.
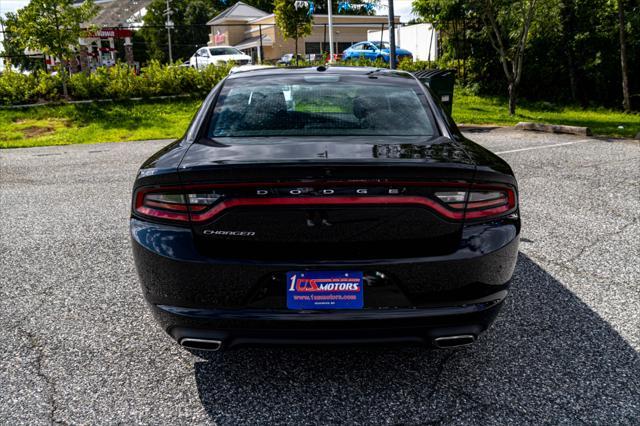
[1,129,639,424]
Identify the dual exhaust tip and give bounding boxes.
[433,334,476,348]
[180,338,223,351]
[179,334,476,351]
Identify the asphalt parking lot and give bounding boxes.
[1,128,638,424]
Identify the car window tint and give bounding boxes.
[210,48,242,56]
[208,77,437,138]
[372,42,390,49]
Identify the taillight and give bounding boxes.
[435,187,516,219]
[133,182,516,224]
[134,188,221,222]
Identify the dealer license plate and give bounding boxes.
[286,271,364,310]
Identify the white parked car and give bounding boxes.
[189,46,252,69]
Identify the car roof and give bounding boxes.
[226,66,413,80]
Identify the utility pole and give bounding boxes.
[327,0,335,63]
[164,0,174,63]
[387,0,396,69]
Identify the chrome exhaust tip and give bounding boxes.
[179,338,223,351]
[433,334,476,349]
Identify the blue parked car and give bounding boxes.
[342,41,413,63]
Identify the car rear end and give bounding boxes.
[130,68,520,351]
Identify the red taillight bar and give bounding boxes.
[135,206,190,222]
[133,181,517,223]
[134,188,190,222]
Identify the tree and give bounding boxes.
[140,0,217,63]
[314,0,378,15]
[9,0,98,98]
[617,0,631,112]
[479,0,544,115]
[274,0,313,65]
[413,0,550,114]
[555,0,618,107]
[0,12,33,71]
[413,0,636,110]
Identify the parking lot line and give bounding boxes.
[495,140,585,155]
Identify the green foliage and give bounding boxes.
[0,71,38,105]
[6,0,98,97]
[412,0,639,110]
[9,0,98,60]
[313,0,379,15]
[274,0,313,57]
[0,62,234,105]
[139,0,218,63]
[0,12,37,71]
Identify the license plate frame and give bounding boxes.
[286,271,364,310]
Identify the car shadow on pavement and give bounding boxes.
[193,253,640,424]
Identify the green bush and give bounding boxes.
[0,59,437,106]
[0,70,38,105]
[69,71,102,99]
[0,61,234,105]
[32,71,63,101]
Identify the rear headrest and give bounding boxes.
[353,95,389,119]
[249,90,287,114]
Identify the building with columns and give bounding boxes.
[63,0,151,72]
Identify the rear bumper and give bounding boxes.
[153,295,506,349]
[131,216,519,347]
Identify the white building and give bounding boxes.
[368,23,438,62]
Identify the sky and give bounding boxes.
[0,0,417,20]
[0,0,27,17]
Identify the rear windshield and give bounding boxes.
[207,74,438,139]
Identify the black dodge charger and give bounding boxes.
[131,66,520,351]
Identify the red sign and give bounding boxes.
[214,32,226,44]
[87,28,134,39]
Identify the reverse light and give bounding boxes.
[188,192,221,205]
[434,191,466,203]
[134,189,221,222]
[435,188,516,219]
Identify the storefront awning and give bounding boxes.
[234,35,273,50]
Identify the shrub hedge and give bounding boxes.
[0,61,234,105]
[0,59,433,106]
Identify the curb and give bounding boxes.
[515,122,592,136]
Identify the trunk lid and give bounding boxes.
[179,137,476,261]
